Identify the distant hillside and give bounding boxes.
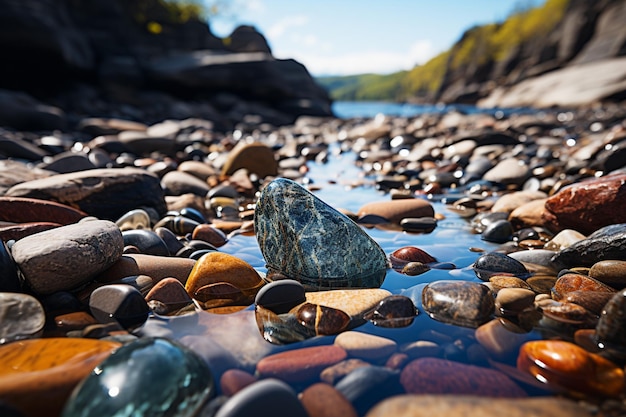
[318,0,626,107]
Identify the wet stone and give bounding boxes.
[589,260,626,287]
[389,246,436,270]
[400,217,438,232]
[596,289,626,351]
[254,279,306,314]
[473,252,529,280]
[214,379,307,417]
[300,382,358,417]
[185,252,263,299]
[489,276,532,292]
[0,196,86,225]
[358,199,435,225]
[304,288,391,321]
[219,369,258,397]
[122,229,169,256]
[367,395,594,417]
[481,219,514,243]
[256,345,347,383]
[0,338,120,417]
[401,261,430,276]
[0,293,45,343]
[495,288,535,315]
[475,319,531,358]
[517,340,624,397]
[363,295,417,327]
[254,305,314,345]
[255,178,388,290]
[526,276,557,294]
[11,219,123,295]
[334,331,397,360]
[543,173,626,235]
[319,359,371,384]
[192,224,228,248]
[335,366,403,416]
[552,273,616,300]
[401,357,526,397]
[62,338,214,417]
[551,223,626,268]
[294,302,351,335]
[422,280,495,328]
[544,229,586,251]
[145,277,192,313]
[563,290,615,316]
[89,284,150,331]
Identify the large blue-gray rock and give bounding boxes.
[254,178,388,290]
[62,338,214,417]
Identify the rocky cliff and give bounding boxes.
[0,0,332,131]
[433,0,626,107]
[319,0,626,109]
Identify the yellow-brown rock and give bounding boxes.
[0,338,120,417]
[185,252,263,299]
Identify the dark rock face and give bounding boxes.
[0,0,332,128]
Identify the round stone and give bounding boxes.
[219,369,257,397]
[122,229,169,256]
[300,383,358,417]
[334,331,397,360]
[0,293,45,343]
[481,219,514,243]
[473,252,529,280]
[422,280,494,328]
[596,289,626,350]
[62,338,214,417]
[389,246,437,270]
[495,288,535,315]
[185,252,263,298]
[589,260,626,287]
[254,279,306,314]
[89,284,150,331]
[214,379,307,417]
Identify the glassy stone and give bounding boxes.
[255,178,388,290]
[294,302,350,335]
[89,284,150,331]
[422,280,494,328]
[122,229,169,256]
[255,279,306,314]
[254,305,313,345]
[517,340,624,397]
[62,338,214,417]
[364,295,417,328]
[473,252,529,281]
[482,219,514,243]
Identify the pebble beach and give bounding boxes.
[1,103,626,417]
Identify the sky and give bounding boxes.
[207,0,544,77]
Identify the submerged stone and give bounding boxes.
[422,280,494,328]
[255,178,388,290]
[62,338,214,417]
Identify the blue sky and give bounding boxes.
[208,0,543,77]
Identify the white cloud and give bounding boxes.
[266,15,309,40]
[245,0,265,13]
[274,39,436,76]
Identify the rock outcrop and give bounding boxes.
[0,0,332,130]
[446,0,626,107]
